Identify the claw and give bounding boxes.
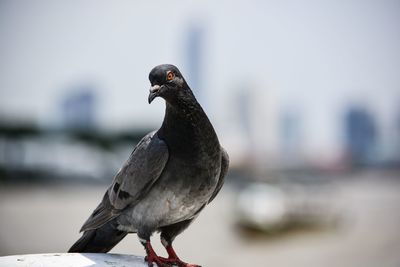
[144,241,170,267]
[143,241,200,267]
[159,245,200,267]
[158,256,200,267]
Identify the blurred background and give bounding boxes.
[1,0,400,266]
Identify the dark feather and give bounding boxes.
[79,131,168,232]
[208,148,229,204]
[69,220,127,253]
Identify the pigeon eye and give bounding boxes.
[166,72,175,81]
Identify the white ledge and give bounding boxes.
[0,253,148,267]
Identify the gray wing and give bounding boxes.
[80,131,169,232]
[208,147,229,204]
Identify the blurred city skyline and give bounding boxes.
[1,0,400,168]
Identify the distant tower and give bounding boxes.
[185,23,205,104]
[236,87,252,139]
[280,109,302,163]
[344,106,377,166]
[61,84,97,130]
[395,105,400,164]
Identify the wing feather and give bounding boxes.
[208,147,229,204]
[80,131,169,232]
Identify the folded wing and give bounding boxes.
[80,131,169,232]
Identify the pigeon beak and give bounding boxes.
[148,85,161,104]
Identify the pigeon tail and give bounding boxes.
[69,220,127,253]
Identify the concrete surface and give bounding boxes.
[0,253,146,267]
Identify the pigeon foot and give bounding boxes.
[158,245,201,267]
[158,257,201,267]
[144,241,170,267]
[144,255,171,267]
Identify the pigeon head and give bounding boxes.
[148,64,190,104]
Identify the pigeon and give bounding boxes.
[69,64,229,267]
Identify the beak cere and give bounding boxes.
[148,85,161,104]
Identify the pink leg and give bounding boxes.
[158,245,200,267]
[143,241,170,267]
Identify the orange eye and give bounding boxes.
[166,71,175,81]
